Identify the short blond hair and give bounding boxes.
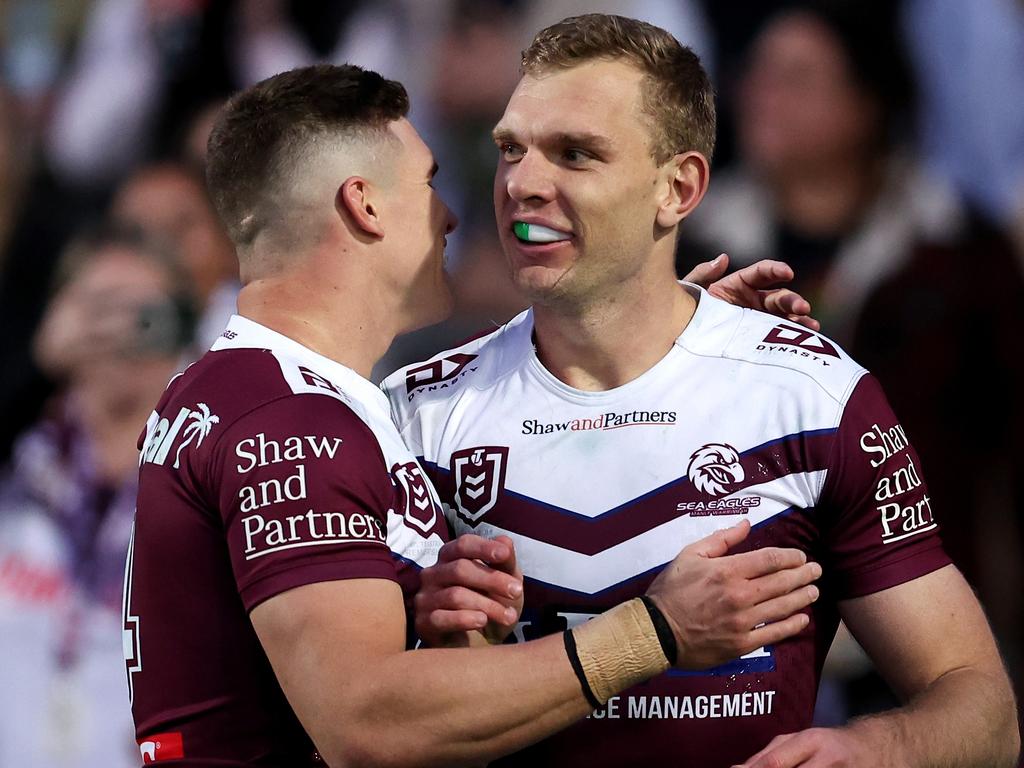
[521,14,715,164]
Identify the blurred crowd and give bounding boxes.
[0,0,1021,765]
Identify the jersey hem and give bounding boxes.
[833,544,951,600]
[240,556,399,612]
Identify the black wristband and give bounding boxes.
[640,596,678,665]
[563,629,601,710]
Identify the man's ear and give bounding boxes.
[656,152,710,229]
[337,177,385,238]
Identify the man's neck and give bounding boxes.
[532,276,696,392]
[237,272,397,380]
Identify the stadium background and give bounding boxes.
[0,0,1020,764]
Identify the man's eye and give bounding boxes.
[501,143,524,160]
[564,149,589,163]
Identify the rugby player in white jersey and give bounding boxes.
[387,14,1020,768]
[128,63,828,766]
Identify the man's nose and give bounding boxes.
[505,151,556,203]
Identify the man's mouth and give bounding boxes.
[512,222,572,244]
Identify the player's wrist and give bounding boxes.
[638,595,678,665]
[563,598,672,707]
[842,715,905,765]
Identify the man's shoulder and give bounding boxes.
[181,344,372,414]
[383,311,532,418]
[141,347,382,470]
[685,296,868,407]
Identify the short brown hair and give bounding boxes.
[206,64,409,246]
[521,14,715,164]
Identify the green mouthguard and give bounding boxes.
[513,221,531,240]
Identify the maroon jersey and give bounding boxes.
[125,316,447,765]
[385,290,952,767]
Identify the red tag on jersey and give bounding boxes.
[138,732,185,763]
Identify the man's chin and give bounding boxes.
[512,267,575,306]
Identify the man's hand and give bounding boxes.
[414,534,524,647]
[684,254,820,331]
[733,725,878,768]
[646,519,821,669]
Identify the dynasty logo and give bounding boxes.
[405,354,479,401]
[756,324,839,366]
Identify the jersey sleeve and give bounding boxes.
[207,394,399,611]
[819,374,951,598]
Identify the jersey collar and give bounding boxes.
[211,314,388,409]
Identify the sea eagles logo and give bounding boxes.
[451,446,509,526]
[687,443,744,497]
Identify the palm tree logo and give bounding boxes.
[174,403,220,469]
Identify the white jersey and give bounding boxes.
[383,285,949,767]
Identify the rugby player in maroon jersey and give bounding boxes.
[127,62,826,766]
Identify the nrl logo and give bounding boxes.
[687,443,745,497]
[392,462,439,534]
[451,446,509,526]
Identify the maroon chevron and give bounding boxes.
[426,430,834,553]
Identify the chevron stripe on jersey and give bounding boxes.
[383,284,950,768]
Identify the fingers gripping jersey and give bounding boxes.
[128,316,447,765]
[383,285,950,768]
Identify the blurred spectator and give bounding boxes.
[679,0,931,341]
[0,228,196,767]
[0,120,104,465]
[679,0,1024,730]
[45,0,235,187]
[903,0,1024,257]
[1,0,92,133]
[110,162,238,352]
[694,0,797,169]
[0,85,29,275]
[45,0,432,189]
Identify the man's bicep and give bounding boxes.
[839,564,1003,700]
[251,579,408,749]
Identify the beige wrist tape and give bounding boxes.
[570,598,671,705]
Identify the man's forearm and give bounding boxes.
[848,665,1019,767]
[265,590,675,768]
[310,634,593,768]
